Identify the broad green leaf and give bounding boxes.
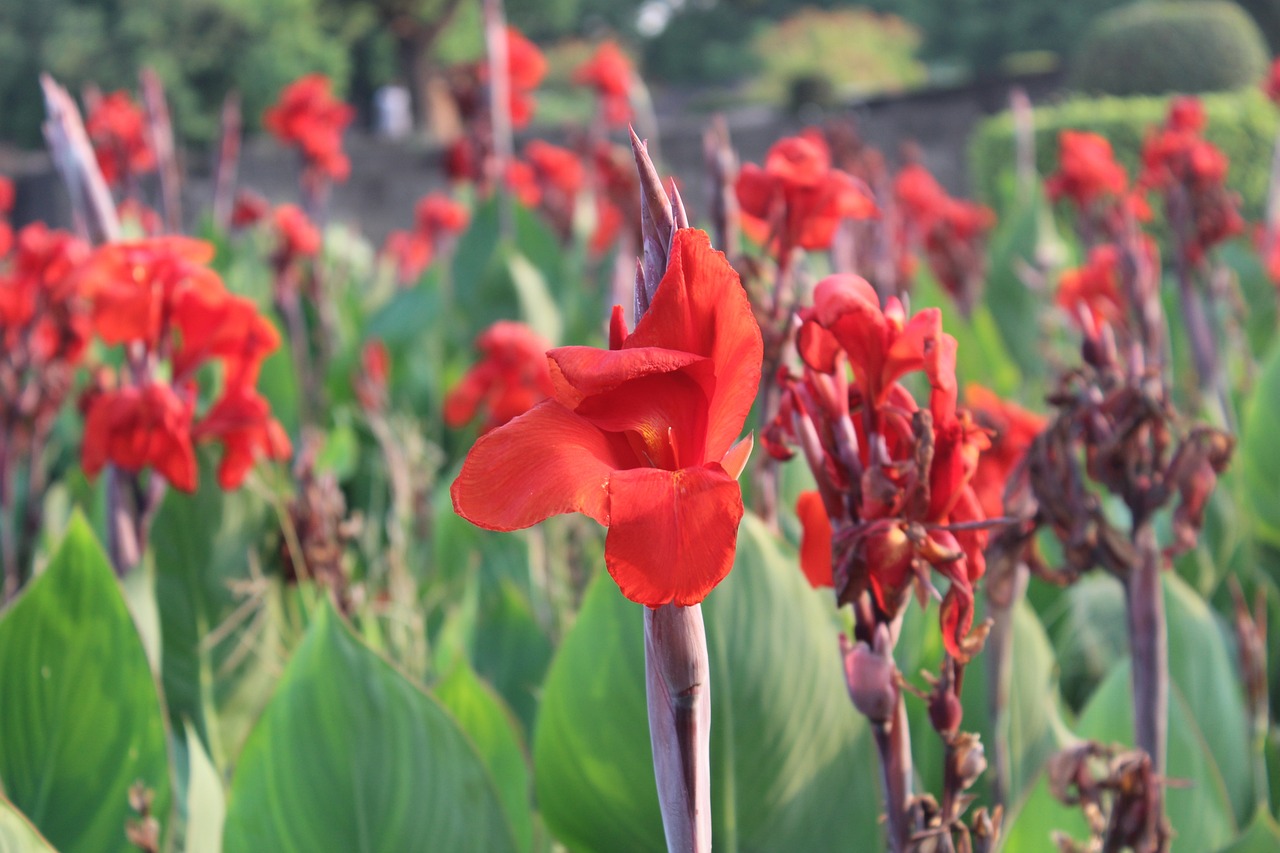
[221,602,518,853]
[1216,808,1280,853]
[1045,574,1128,710]
[150,454,274,759]
[504,250,563,345]
[435,661,533,852]
[0,515,172,853]
[533,514,882,852]
[1164,573,1252,823]
[184,726,225,853]
[363,272,442,347]
[1240,341,1280,546]
[1075,660,1237,850]
[0,795,57,853]
[1001,764,1092,852]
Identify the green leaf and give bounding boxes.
[149,454,274,760]
[221,602,519,853]
[1001,765,1092,851]
[1075,660,1237,850]
[0,515,172,853]
[0,795,58,853]
[183,726,224,853]
[363,272,442,347]
[1216,808,1280,853]
[435,661,533,853]
[533,514,882,852]
[1240,341,1280,546]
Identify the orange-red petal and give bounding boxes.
[796,490,833,588]
[604,463,743,607]
[451,400,632,530]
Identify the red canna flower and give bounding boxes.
[263,74,355,182]
[574,41,634,126]
[382,229,433,284]
[965,384,1045,519]
[504,161,542,208]
[78,236,222,348]
[894,162,949,224]
[797,273,942,408]
[170,287,281,387]
[736,131,876,262]
[117,199,163,235]
[525,140,586,200]
[452,229,763,607]
[192,384,292,490]
[1045,131,1129,209]
[86,91,156,188]
[1056,244,1127,332]
[415,193,470,239]
[82,382,198,492]
[274,204,322,259]
[493,27,547,129]
[231,190,270,228]
[444,320,556,434]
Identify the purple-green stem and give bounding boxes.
[632,131,713,852]
[140,68,183,234]
[211,92,241,230]
[1125,520,1167,823]
[645,604,713,852]
[483,0,514,240]
[872,688,914,853]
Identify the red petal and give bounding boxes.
[605,464,743,607]
[548,344,706,408]
[734,165,776,220]
[796,490,833,588]
[451,400,632,531]
[626,229,763,462]
[720,433,753,480]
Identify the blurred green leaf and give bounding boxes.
[0,515,172,853]
[533,514,882,852]
[435,661,533,853]
[1216,808,1280,852]
[222,602,519,852]
[1075,660,1237,849]
[1001,764,1092,851]
[0,795,57,853]
[183,726,225,853]
[363,272,443,347]
[314,416,360,482]
[1240,341,1280,546]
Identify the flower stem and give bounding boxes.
[985,560,1029,812]
[871,690,914,853]
[1125,520,1167,826]
[644,603,712,853]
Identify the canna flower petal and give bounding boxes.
[452,400,633,530]
[604,464,743,607]
[626,229,762,462]
[796,490,834,588]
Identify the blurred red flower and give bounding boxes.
[490,27,547,129]
[965,384,1045,519]
[263,74,355,181]
[1056,244,1127,332]
[452,229,763,607]
[574,41,634,126]
[192,384,292,490]
[86,91,156,188]
[1265,57,1280,103]
[415,193,470,238]
[82,382,198,492]
[1045,131,1129,209]
[736,131,875,261]
[444,320,555,434]
[231,190,270,228]
[274,204,322,259]
[170,288,281,387]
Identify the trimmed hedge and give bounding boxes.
[1070,1,1269,97]
[969,89,1279,217]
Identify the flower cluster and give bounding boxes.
[1139,97,1242,263]
[78,236,290,492]
[382,193,470,285]
[263,75,355,182]
[495,26,548,130]
[452,229,762,607]
[0,224,91,460]
[735,130,875,265]
[86,91,156,189]
[573,41,634,127]
[444,320,555,435]
[766,274,990,661]
[893,162,995,311]
[507,141,586,239]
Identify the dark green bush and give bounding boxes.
[1236,0,1280,52]
[1070,1,1269,97]
[969,89,1278,217]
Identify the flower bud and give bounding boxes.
[840,631,897,723]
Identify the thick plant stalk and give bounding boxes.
[483,0,514,238]
[140,68,182,233]
[645,604,713,852]
[41,74,119,243]
[632,133,714,853]
[211,92,241,230]
[985,561,1028,811]
[1125,521,1167,822]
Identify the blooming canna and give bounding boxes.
[452,228,763,607]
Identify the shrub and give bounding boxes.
[1069,1,1269,97]
[969,89,1278,217]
